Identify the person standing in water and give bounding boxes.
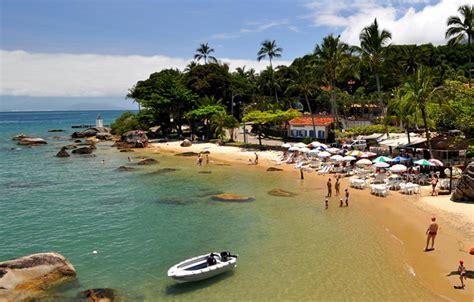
[197,153,203,166]
[345,188,349,207]
[327,178,332,197]
[325,199,328,210]
[205,154,209,165]
[425,217,439,251]
[335,176,341,196]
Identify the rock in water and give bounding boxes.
[12,133,30,141]
[266,167,283,172]
[119,149,134,152]
[175,152,199,157]
[180,139,192,147]
[72,146,93,155]
[17,138,47,145]
[116,166,136,172]
[56,147,70,157]
[76,288,118,302]
[136,158,158,165]
[48,129,65,132]
[0,252,76,301]
[451,162,474,202]
[211,193,254,202]
[268,188,297,197]
[147,168,178,175]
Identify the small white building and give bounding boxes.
[96,114,104,128]
[288,116,334,140]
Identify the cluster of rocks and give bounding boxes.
[114,130,148,149]
[0,252,121,301]
[451,162,474,202]
[72,127,113,141]
[12,134,48,146]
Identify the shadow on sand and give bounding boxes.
[164,270,235,296]
[446,270,474,279]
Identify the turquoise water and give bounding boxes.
[0,111,439,301]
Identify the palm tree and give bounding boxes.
[257,40,283,103]
[194,43,217,64]
[355,18,392,114]
[313,34,352,128]
[286,60,318,138]
[445,4,473,87]
[387,89,417,144]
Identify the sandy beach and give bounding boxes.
[147,141,473,301]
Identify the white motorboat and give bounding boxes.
[167,251,238,283]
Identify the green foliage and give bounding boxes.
[242,109,300,124]
[336,124,401,139]
[110,111,147,135]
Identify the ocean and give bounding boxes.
[0,111,439,301]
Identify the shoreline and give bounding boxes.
[145,141,473,301]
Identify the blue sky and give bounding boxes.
[0,0,466,110]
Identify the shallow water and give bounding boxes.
[0,111,440,301]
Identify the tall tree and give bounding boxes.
[355,18,392,114]
[313,34,352,128]
[257,39,283,103]
[446,4,473,87]
[194,43,217,64]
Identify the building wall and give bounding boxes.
[343,119,372,129]
[288,125,328,139]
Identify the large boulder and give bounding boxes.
[12,133,30,141]
[120,131,148,148]
[72,146,93,155]
[451,162,474,202]
[76,288,119,302]
[72,127,110,139]
[17,138,47,145]
[0,252,76,301]
[180,139,192,147]
[136,158,158,165]
[56,147,70,157]
[96,132,113,141]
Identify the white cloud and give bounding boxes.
[304,0,467,46]
[210,19,290,40]
[0,50,289,97]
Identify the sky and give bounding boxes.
[0,0,469,111]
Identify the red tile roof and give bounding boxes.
[289,116,334,126]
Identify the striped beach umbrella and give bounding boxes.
[414,159,434,166]
[372,156,392,163]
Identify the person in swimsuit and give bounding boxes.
[197,153,203,166]
[458,260,467,289]
[335,176,340,196]
[425,217,439,251]
[339,198,343,207]
[430,176,438,196]
[345,189,349,207]
[327,178,332,197]
[255,152,259,165]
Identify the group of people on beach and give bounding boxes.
[325,176,350,209]
[196,153,209,166]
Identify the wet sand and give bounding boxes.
[146,142,473,301]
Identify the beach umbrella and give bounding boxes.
[328,147,341,154]
[310,141,321,147]
[390,156,409,162]
[428,159,444,166]
[294,142,307,148]
[300,147,311,153]
[318,151,331,158]
[330,155,344,161]
[389,164,407,173]
[308,149,319,154]
[288,146,300,152]
[414,159,434,166]
[361,151,377,158]
[372,156,392,163]
[281,143,292,148]
[348,150,363,157]
[342,155,356,161]
[444,167,462,177]
[355,159,372,166]
[373,162,390,168]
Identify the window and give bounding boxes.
[299,130,307,137]
[318,130,325,139]
[309,130,315,138]
[291,129,299,137]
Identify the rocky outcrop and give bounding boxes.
[76,288,119,302]
[268,188,296,197]
[266,167,283,172]
[119,149,134,153]
[56,147,70,157]
[12,133,31,141]
[0,252,76,301]
[64,144,77,149]
[72,146,93,155]
[72,127,110,139]
[211,193,254,202]
[451,162,474,202]
[74,139,82,143]
[180,139,192,147]
[17,138,47,145]
[96,132,113,141]
[120,130,148,148]
[136,158,158,165]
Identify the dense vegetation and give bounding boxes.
[114,5,473,153]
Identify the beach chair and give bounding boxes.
[318,165,331,174]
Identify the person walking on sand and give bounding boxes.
[458,260,467,289]
[255,152,259,165]
[430,175,438,196]
[327,178,332,197]
[325,198,328,210]
[425,217,439,251]
[345,188,349,207]
[335,176,340,196]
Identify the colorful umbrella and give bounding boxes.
[428,159,444,166]
[356,159,373,166]
[390,156,410,162]
[372,156,392,163]
[389,164,407,173]
[414,159,434,166]
[348,150,363,157]
[361,151,377,158]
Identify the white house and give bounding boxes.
[288,115,334,140]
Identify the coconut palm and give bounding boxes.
[194,43,217,64]
[257,40,283,103]
[354,18,392,114]
[313,34,352,128]
[446,4,473,87]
